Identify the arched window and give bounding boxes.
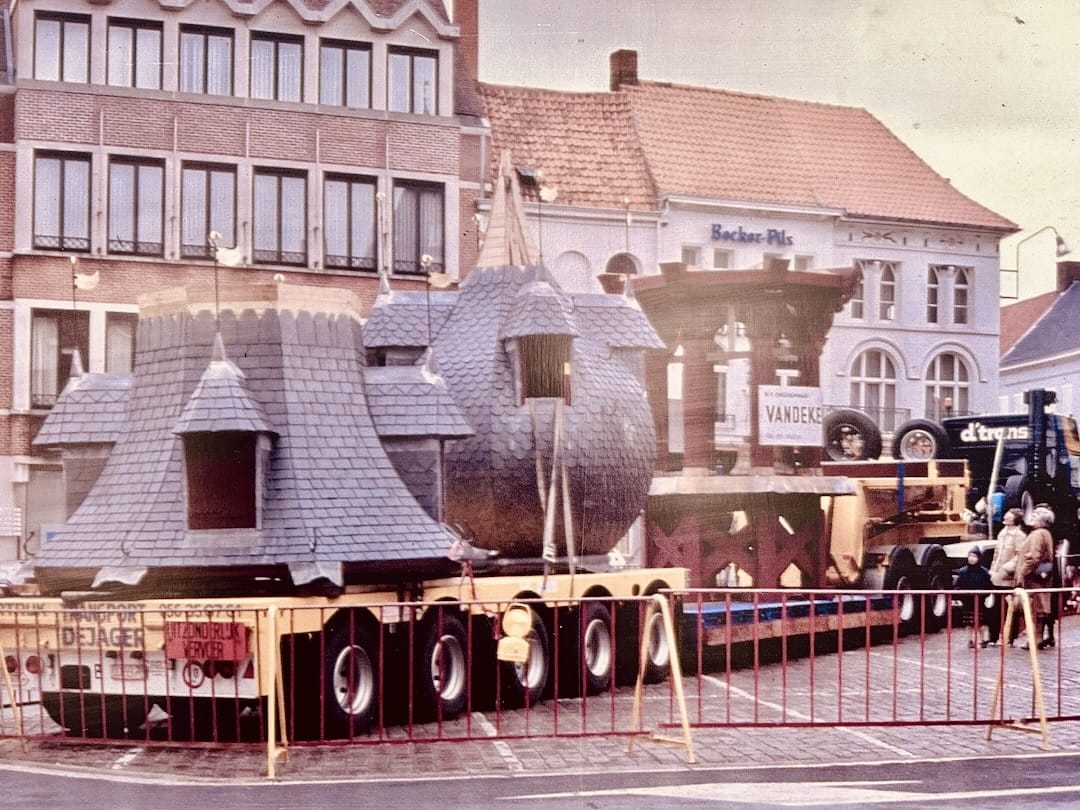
[879,265,895,320]
[953,268,969,325]
[605,252,638,275]
[925,352,970,420]
[926,267,939,324]
[849,349,897,430]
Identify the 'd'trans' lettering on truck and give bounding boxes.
[164,621,249,662]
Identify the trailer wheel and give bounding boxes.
[892,419,950,461]
[416,610,469,721]
[500,606,550,707]
[824,409,882,461]
[641,605,674,684]
[579,601,614,695]
[924,560,952,632]
[884,557,923,631]
[322,616,380,738]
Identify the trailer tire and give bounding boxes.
[923,559,952,632]
[500,606,550,707]
[892,419,950,461]
[577,601,614,696]
[824,409,882,461]
[884,555,923,631]
[416,610,469,721]
[641,605,673,684]
[322,615,380,738]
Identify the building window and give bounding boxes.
[953,267,970,325]
[108,158,164,256]
[179,25,233,95]
[849,276,864,319]
[182,163,236,259]
[107,18,162,89]
[250,33,302,102]
[712,249,730,269]
[849,349,898,431]
[106,312,138,374]
[31,309,89,408]
[34,13,90,83]
[605,252,637,275]
[925,352,970,420]
[253,169,307,265]
[927,266,940,323]
[388,47,437,114]
[879,264,895,320]
[324,174,377,271]
[320,39,371,108]
[34,152,91,252]
[183,432,257,530]
[680,245,701,266]
[392,182,443,275]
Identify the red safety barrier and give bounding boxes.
[2,587,1076,748]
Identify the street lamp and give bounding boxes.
[1000,225,1070,300]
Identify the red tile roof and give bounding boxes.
[478,84,656,210]
[1000,289,1060,355]
[480,80,1015,232]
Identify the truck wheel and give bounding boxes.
[322,616,380,738]
[824,409,882,461]
[1004,474,1046,525]
[884,559,923,631]
[641,606,673,684]
[923,560,952,632]
[500,607,550,707]
[579,601,614,695]
[416,611,469,721]
[892,419,950,460]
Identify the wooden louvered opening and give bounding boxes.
[183,431,257,530]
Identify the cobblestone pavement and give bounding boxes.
[3,618,1079,784]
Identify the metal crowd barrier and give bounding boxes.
[2,588,1074,759]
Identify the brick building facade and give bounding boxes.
[0,0,486,560]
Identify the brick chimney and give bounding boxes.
[610,49,638,91]
[453,0,479,84]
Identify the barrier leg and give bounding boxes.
[0,638,28,752]
[986,589,1050,750]
[625,594,695,764]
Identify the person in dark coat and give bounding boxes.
[955,545,994,648]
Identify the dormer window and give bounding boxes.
[183,431,259,530]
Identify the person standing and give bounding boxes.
[1018,505,1056,650]
[989,507,1025,644]
[955,545,993,647]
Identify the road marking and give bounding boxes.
[110,747,142,770]
[503,779,1080,804]
[470,712,524,772]
[702,674,915,757]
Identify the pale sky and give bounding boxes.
[475,0,1080,293]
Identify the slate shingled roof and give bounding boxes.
[32,372,131,448]
[1001,282,1080,368]
[500,280,579,339]
[1000,289,1060,356]
[431,265,660,557]
[363,290,457,348]
[173,333,276,435]
[364,362,474,438]
[479,81,1016,232]
[33,284,457,583]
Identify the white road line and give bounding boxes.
[470,712,524,772]
[701,674,915,757]
[503,780,1080,805]
[110,747,142,770]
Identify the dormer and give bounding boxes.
[500,279,578,403]
[173,333,276,534]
